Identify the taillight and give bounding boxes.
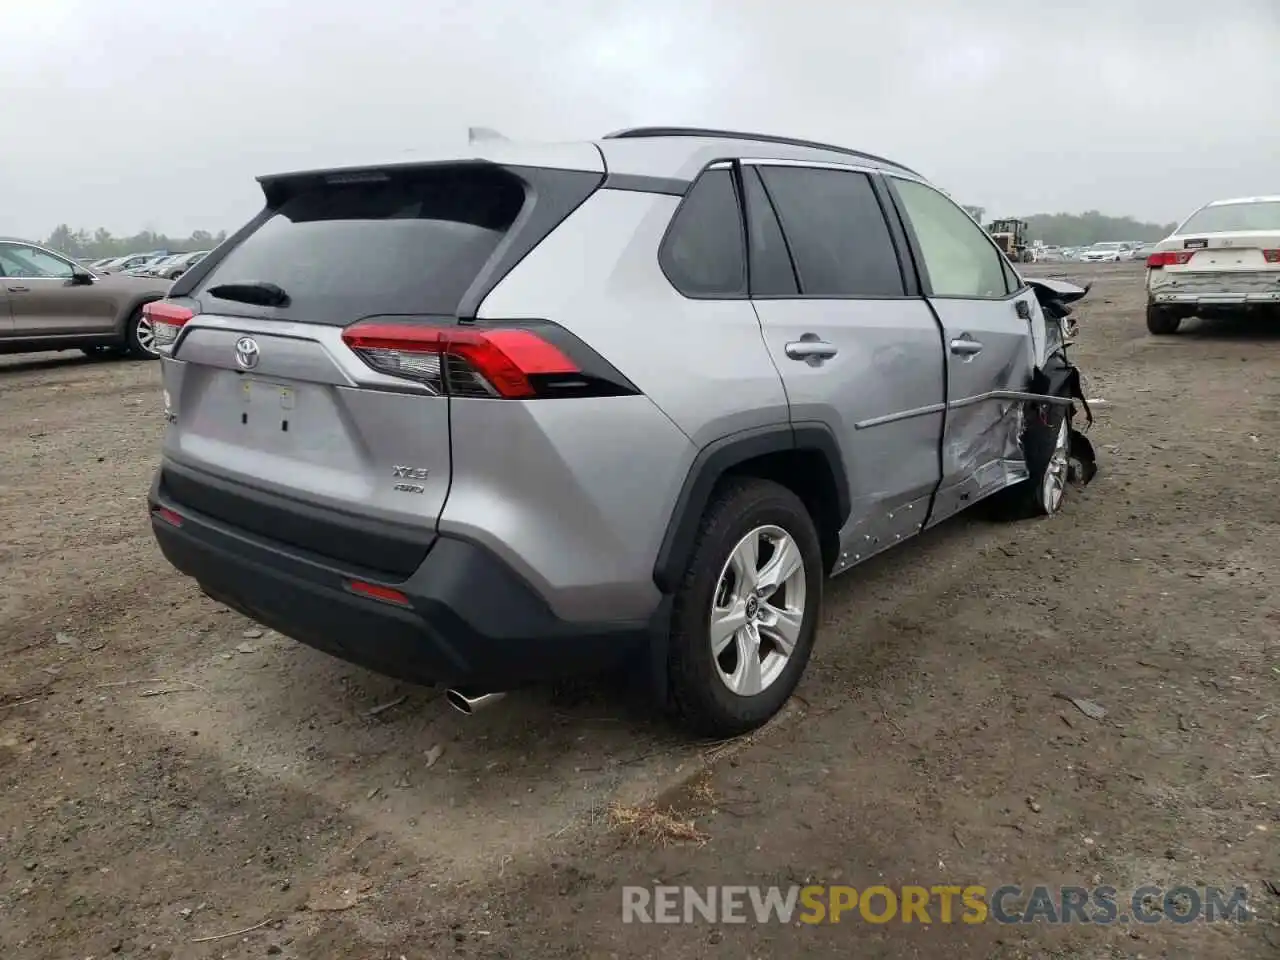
[1264,250,1280,264]
[1146,251,1194,269]
[143,301,195,353]
[341,321,581,399]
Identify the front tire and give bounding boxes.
[125,307,160,359]
[1003,404,1072,519]
[1146,304,1182,335]
[667,478,823,737]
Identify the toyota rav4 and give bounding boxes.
[147,127,1095,736]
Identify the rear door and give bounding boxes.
[162,161,599,570]
[746,162,947,568]
[884,175,1039,526]
[0,242,115,335]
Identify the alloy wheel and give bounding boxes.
[1041,416,1070,514]
[708,525,807,697]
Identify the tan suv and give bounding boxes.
[0,239,171,359]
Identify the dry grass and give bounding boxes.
[608,802,709,847]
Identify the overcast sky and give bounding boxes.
[3,0,1277,240]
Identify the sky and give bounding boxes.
[2,0,1277,240]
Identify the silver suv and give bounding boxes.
[148,127,1094,736]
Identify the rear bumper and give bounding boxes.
[1150,271,1280,307]
[149,473,659,689]
[1151,291,1280,306]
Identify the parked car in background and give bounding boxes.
[99,252,165,274]
[1038,246,1066,262]
[0,239,170,358]
[1078,242,1126,263]
[156,250,209,280]
[145,126,1097,736]
[126,255,174,277]
[1145,195,1280,335]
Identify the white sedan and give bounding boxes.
[1145,195,1280,334]
[1078,242,1126,262]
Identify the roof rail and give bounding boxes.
[601,126,920,177]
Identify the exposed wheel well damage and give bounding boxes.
[1030,352,1098,487]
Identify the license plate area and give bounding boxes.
[240,377,298,432]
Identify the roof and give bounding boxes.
[254,127,924,192]
[1207,196,1280,206]
[594,126,924,183]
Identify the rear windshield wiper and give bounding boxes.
[207,281,291,308]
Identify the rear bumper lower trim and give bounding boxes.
[1152,291,1280,305]
[149,473,657,688]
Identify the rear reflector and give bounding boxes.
[1147,251,1194,268]
[341,321,579,399]
[143,301,196,352]
[1264,250,1280,263]
[346,580,412,607]
[152,506,184,528]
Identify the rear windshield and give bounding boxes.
[1178,201,1280,235]
[194,165,526,323]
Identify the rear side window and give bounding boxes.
[660,169,747,298]
[193,165,526,323]
[756,166,904,298]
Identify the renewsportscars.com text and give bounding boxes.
[621,884,1252,925]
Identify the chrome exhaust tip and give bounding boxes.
[445,689,507,716]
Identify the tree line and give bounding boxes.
[964,208,1176,247]
[42,224,229,260]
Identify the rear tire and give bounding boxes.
[667,477,823,738]
[125,307,160,359]
[1146,304,1182,335]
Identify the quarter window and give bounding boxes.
[659,168,747,298]
[892,178,1009,298]
[756,166,904,298]
[0,244,76,279]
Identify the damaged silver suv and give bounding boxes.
[147,127,1097,736]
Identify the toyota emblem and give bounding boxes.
[234,336,260,370]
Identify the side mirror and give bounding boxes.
[70,270,94,286]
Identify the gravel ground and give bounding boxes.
[1,261,1277,959]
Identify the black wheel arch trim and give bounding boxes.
[652,421,851,594]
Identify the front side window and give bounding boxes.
[756,166,903,298]
[0,244,76,279]
[892,178,1010,299]
[660,168,747,298]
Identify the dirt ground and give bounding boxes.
[2,261,1277,959]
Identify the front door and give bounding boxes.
[744,162,947,572]
[0,242,114,336]
[885,176,1039,526]
[0,287,12,336]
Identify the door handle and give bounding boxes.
[949,336,983,356]
[6,285,30,293]
[785,339,838,361]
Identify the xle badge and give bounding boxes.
[392,465,428,495]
